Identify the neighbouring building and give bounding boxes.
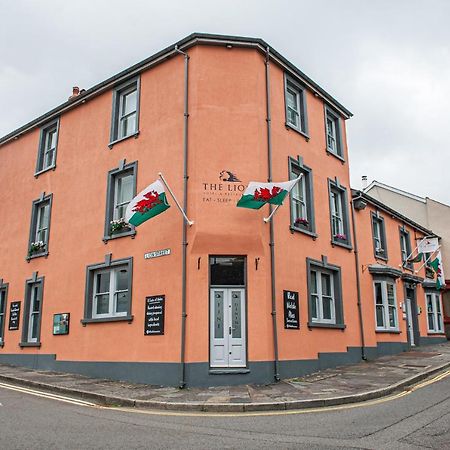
[0,33,446,387]
[364,181,450,339]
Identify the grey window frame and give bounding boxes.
[425,290,444,333]
[20,275,44,347]
[373,277,399,332]
[27,193,53,260]
[288,156,316,237]
[104,160,137,241]
[306,257,345,329]
[284,74,308,138]
[35,118,60,176]
[0,281,8,347]
[109,77,140,147]
[82,255,133,324]
[324,105,344,160]
[399,227,413,270]
[328,179,352,249]
[371,212,388,260]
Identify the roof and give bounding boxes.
[352,189,438,238]
[363,180,426,204]
[0,32,353,147]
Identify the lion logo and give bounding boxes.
[219,170,241,182]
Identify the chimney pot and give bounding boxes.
[69,86,81,100]
[362,175,368,189]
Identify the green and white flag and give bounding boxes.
[237,176,301,209]
[125,180,170,227]
[429,250,446,290]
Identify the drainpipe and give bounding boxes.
[350,197,367,360]
[175,45,189,388]
[265,47,280,381]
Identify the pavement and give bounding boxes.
[0,342,449,413]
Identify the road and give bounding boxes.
[0,373,449,449]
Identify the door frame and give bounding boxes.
[404,284,420,347]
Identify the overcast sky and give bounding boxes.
[1,0,449,204]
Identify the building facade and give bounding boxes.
[0,34,446,387]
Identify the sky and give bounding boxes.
[1,0,449,204]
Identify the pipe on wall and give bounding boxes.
[265,47,280,381]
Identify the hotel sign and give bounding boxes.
[144,248,171,259]
[201,170,246,206]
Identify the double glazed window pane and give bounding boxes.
[310,269,335,323]
[115,269,129,313]
[286,88,299,127]
[36,203,49,242]
[292,173,307,221]
[327,117,336,151]
[93,267,129,317]
[331,192,343,235]
[95,272,110,315]
[119,88,137,138]
[114,173,133,220]
[44,128,57,168]
[374,283,384,327]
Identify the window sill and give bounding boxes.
[81,315,133,325]
[290,225,317,239]
[325,148,345,163]
[27,251,49,262]
[427,331,445,335]
[331,239,352,250]
[374,254,388,262]
[209,368,250,375]
[375,329,401,334]
[19,342,41,348]
[402,265,414,273]
[285,123,310,141]
[103,229,136,242]
[34,165,56,178]
[308,322,346,330]
[108,131,140,149]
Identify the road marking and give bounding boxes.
[0,369,448,417]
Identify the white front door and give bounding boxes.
[210,288,246,368]
[405,297,415,346]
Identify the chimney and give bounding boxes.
[69,86,80,100]
[362,175,368,189]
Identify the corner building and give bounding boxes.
[0,34,444,387]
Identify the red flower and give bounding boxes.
[132,190,161,214]
[253,186,282,202]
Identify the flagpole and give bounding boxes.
[415,245,441,273]
[404,235,432,263]
[263,174,303,223]
[158,172,194,226]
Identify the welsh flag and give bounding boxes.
[237,177,301,209]
[125,180,170,226]
[429,251,445,290]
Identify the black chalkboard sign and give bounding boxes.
[9,301,21,331]
[283,290,299,329]
[145,295,165,335]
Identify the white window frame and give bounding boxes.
[331,190,344,236]
[426,292,444,333]
[326,115,337,153]
[284,75,307,135]
[310,269,336,324]
[35,202,50,243]
[36,120,59,175]
[291,173,307,222]
[117,85,138,140]
[27,284,41,343]
[113,172,134,221]
[374,280,399,331]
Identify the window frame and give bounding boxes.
[399,227,413,270]
[306,257,345,329]
[104,161,137,241]
[425,291,444,334]
[35,118,60,176]
[27,193,53,260]
[328,179,352,249]
[109,77,140,147]
[82,256,133,324]
[284,74,308,138]
[0,282,8,347]
[371,212,388,260]
[324,105,344,160]
[373,278,399,332]
[20,275,44,347]
[288,157,316,237]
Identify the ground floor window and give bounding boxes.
[20,276,44,346]
[426,291,443,333]
[374,280,398,331]
[0,283,7,344]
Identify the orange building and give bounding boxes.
[0,33,446,387]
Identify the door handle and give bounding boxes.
[229,326,232,335]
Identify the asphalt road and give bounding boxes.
[0,373,449,450]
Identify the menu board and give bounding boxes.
[283,290,299,329]
[145,295,165,335]
[8,301,21,331]
[53,313,70,335]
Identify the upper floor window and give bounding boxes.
[0,282,7,345]
[35,119,59,175]
[28,193,53,260]
[104,161,137,241]
[110,77,140,146]
[284,75,308,136]
[20,275,44,347]
[328,179,351,248]
[426,292,443,333]
[289,157,315,236]
[324,106,343,159]
[374,279,398,331]
[400,228,412,270]
[371,212,387,260]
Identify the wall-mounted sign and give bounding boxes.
[144,248,171,260]
[145,295,165,335]
[201,170,246,206]
[8,301,21,331]
[284,290,299,329]
[53,313,70,335]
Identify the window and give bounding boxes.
[426,292,444,333]
[36,119,59,175]
[371,212,387,259]
[27,193,53,259]
[20,276,44,346]
[83,256,133,323]
[328,180,351,248]
[110,77,140,145]
[104,161,137,241]
[324,106,343,158]
[307,258,344,328]
[400,228,412,270]
[0,283,7,345]
[374,280,398,331]
[284,75,308,135]
[289,157,315,235]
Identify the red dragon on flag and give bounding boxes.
[253,186,282,202]
[132,190,161,214]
